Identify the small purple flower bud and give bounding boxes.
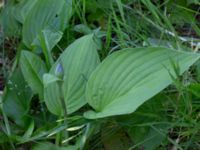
[55,63,64,79]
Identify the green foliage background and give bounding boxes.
[0,0,200,149]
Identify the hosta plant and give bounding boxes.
[17,34,200,148]
[1,0,200,149]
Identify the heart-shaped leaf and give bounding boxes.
[84,47,200,119]
[44,34,100,116]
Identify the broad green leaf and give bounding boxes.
[2,68,32,127]
[84,47,200,119]
[43,74,62,114]
[44,34,100,116]
[22,0,72,48]
[20,51,47,99]
[44,79,62,115]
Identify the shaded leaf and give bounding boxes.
[188,83,200,98]
[21,119,35,141]
[3,68,32,126]
[101,123,132,150]
[0,132,9,144]
[20,51,47,99]
[0,1,21,37]
[121,94,169,150]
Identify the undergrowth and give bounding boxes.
[0,0,200,150]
